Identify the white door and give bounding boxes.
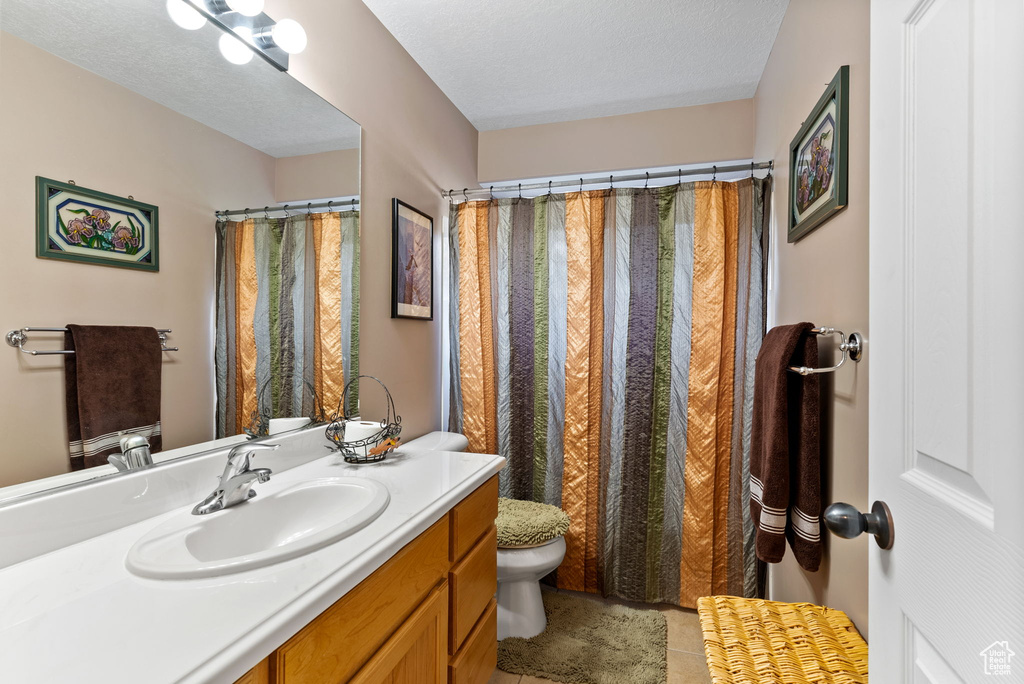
[869,0,1024,681]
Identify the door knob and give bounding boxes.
[823,500,894,549]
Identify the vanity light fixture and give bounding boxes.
[215,0,266,17]
[165,0,306,71]
[166,0,207,30]
[218,26,255,65]
[263,18,308,55]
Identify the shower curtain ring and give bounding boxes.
[645,172,649,189]
[463,188,469,203]
[712,165,717,183]
[244,208,251,220]
[489,185,494,202]
[750,161,755,178]
[264,206,270,219]
[518,184,522,200]
[678,169,682,184]
[283,204,291,217]
[327,200,334,212]
[306,203,312,215]
[579,178,583,193]
[609,175,613,190]
[548,180,553,196]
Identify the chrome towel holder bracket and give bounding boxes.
[6,327,178,355]
[788,327,863,376]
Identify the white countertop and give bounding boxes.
[0,448,504,684]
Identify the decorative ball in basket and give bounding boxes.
[326,375,402,464]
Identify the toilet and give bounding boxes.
[398,430,470,452]
[399,432,568,640]
[495,533,566,639]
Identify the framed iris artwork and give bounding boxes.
[391,198,433,320]
[788,65,849,243]
[36,177,159,271]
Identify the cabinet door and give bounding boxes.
[272,518,450,684]
[350,581,449,684]
[232,659,269,684]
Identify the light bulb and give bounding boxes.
[166,0,207,30]
[219,27,254,65]
[271,19,307,54]
[225,0,264,16]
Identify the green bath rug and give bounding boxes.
[497,590,668,684]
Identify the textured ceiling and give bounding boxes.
[361,0,788,131]
[0,0,359,157]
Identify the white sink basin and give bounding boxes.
[126,477,390,579]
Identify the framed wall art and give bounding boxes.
[36,177,159,271]
[391,198,433,320]
[788,65,849,243]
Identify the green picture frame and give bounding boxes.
[788,65,849,243]
[36,176,159,271]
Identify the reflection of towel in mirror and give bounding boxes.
[749,322,822,572]
[64,325,163,470]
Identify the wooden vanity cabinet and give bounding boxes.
[234,476,498,684]
[447,477,498,684]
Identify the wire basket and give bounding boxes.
[325,375,402,464]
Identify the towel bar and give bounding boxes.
[5,327,178,355]
[787,327,862,375]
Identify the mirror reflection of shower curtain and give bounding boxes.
[215,211,360,437]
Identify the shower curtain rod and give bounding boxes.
[444,160,773,201]
[216,197,359,220]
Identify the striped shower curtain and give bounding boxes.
[216,211,360,437]
[448,179,770,607]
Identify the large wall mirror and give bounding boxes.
[0,0,360,501]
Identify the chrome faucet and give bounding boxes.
[108,434,154,472]
[192,442,278,515]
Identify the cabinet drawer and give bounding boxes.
[272,516,450,684]
[449,526,497,654]
[350,581,449,684]
[450,476,498,563]
[448,600,497,684]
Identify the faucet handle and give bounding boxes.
[227,442,279,462]
[233,442,280,456]
[120,434,150,452]
[222,442,280,481]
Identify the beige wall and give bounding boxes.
[753,0,871,633]
[275,148,360,203]
[0,33,277,486]
[478,99,753,183]
[265,0,479,438]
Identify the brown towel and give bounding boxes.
[64,325,163,470]
[749,322,822,572]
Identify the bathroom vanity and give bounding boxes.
[0,429,503,684]
[234,475,498,684]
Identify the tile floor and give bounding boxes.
[489,590,712,684]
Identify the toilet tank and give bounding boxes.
[400,431,469,452]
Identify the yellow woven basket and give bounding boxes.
[697,596,868,684]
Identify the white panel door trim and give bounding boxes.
[870,0,1024,681]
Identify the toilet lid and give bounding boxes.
[496,497,570,548]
